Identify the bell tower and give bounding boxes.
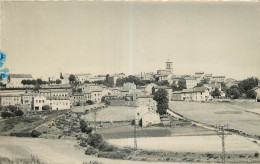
[165,57,173,73]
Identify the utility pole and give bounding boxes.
[215,124,228,164]
[134,120,137,151]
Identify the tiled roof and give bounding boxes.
[0,94,21,97]
[182,89,194,93]
[9,74,33,78]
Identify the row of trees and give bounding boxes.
[21,79,62,85]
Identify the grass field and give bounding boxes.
[108,135,260,154]
[169,101,260,136]
[83,106,136,122]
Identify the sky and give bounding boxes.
[1,1,260,80]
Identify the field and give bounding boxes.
[169,101,260,136]
[108,135,259,154]
[83,106,136,122]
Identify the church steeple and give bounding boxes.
[165,55,173,73]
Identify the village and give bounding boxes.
[0,58,260,164]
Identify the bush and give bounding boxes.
[98,142,115,152]
[85,127,93,134]
[31,130,41,138]
[79,142,87,147]
[97,151,127,159]
[10,132,31,137]
[14,110,24,117]
[86,100,94,105]
[85,146,98,155]
[1,111,15,118]
[87,133,103,148]
[255,152,259,158]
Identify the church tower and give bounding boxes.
[165,58,173,73]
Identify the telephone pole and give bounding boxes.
[134,120,137,151]
[215,124,228,164]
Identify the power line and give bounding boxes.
[215,124,228,164]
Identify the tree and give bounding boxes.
[226,88,241,99]
[178,78,187,91]
[36,78,43,85]
[116,78,123,87]
[42,105,51,111]
[156,80,169,86]
[170,83,178,91]
[153,89,169,115]
[55,79,62,84]
[69,74,77,84]
[14,110,24,117]
[60,72,64,79]
[211,88,221,98]
[246,89,257,99]
[1,111,15,118]
[238,77,258,95]
[105,74,110,83]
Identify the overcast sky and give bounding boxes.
[1,1,260,80]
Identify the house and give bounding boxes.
[47,97,70,110]
[39,89,70,97]
[213,76,225,83]
[153,86,172,101]
[123,82,136,92]
[84,91,92,101]
[71,92,85,106]
[181,87,212,101]
[21,92,38,109]
[6,74,33,88]
[140,72,155,81]
[136,95,156,109]
[172,91,182,101]
[33,96,70,111]
[145,83,157,95]
[185,77,197,89]
[0,94,22,106]
[88,76,106,83]
[91,89,103,102]
[75,73,92,84]
[135,106,160,127]
[33,96,47,111]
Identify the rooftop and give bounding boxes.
[9,74,33,78]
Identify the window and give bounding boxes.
[42,100,44,103]
[39,100,41,103]
[36,100,38,103]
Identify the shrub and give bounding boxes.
[85,127,93,134]
[98,142,115,152]
[85,146,98,155]
[255,152,259,158]
[97,151,127,159]
[31,130,41,138]
[14,110,24,117]
[87,133,103,148]
[86,100,94,105]
[10,132,32,137]
[1,111,15,118]
[79,142,87,147]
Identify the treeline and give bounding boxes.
[223,77,258,99]
[21,79,62,85]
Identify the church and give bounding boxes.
[155,58,174,82]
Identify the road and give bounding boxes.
[169,101,260,136]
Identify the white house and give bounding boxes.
[185,77,197,89]
[135,106,160,127]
